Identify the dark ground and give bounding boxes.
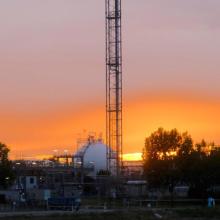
[0,207,220,220]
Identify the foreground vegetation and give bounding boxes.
[1,207,220,220]
[0,142,14,189]
[143,128,220,198]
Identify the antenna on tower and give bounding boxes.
[105,0,123,177]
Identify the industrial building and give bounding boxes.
[0,0,147,209]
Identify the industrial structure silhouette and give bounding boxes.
[106,0,123,177]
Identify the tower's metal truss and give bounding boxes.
[106,0,122,176]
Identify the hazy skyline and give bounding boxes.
[1,1,220,159]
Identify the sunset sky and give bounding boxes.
[1,1,220,159]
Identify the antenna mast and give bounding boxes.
[106,0,123,176]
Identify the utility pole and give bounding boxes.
[106,0,123,177]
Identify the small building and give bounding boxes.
[125,180,147,197]
[174,186,189,198]
[123,161,143,178]
[19,176,38,190]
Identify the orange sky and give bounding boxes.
[2,93,220,160]
[1,1,220,160]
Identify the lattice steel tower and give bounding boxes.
[105,0,122,176]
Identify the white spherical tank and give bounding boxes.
[82,141,107,175]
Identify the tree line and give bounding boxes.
[143,128,220,198]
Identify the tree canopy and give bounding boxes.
[143,128,193,161]
[143,128,220,198]
[0,142,14,189]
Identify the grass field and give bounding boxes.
[1,208,220,220]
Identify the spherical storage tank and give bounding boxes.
[82,141,107,175]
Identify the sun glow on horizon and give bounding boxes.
[122,153,142,161]
[4,94,220,159]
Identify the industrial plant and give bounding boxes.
[0,0,146,210]
[0,134,144,210]
[1,0,215,216]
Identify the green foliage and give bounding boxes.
[143,128,220,198]
[0,142,15,189]
[0,142,10,163]
[143,128,193,188]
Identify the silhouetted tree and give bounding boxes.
[143,128,220,198]
[0,143,15,189]
[143,128,193,189]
